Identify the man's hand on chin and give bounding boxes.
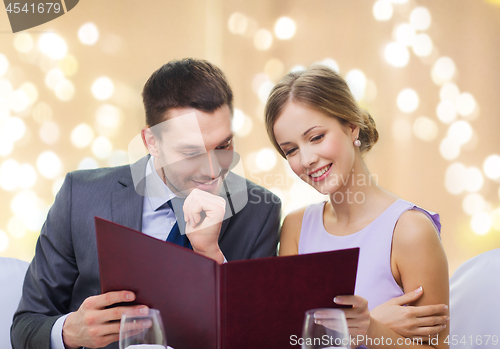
[183,188,226,264]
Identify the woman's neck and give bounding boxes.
[326,157,389,226]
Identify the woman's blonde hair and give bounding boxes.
[265,65,379,157]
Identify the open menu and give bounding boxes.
[95,217,359,349]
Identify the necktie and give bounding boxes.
[166,199,192,249]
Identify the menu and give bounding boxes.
[95,217,359,349]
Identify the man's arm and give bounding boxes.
[11,172,78,349]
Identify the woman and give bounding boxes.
[265,66,449,348]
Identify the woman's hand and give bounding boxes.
[370,287,449,341]
[334,295,371,337]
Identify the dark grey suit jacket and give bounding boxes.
[11,156,281,349]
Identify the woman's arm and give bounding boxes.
[391,209,450,348]
[277,208,305,256]
[335,209,449,348]
[370,287,448,340]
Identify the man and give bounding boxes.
[12,58,281,349]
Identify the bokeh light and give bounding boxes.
[20,82,39,105]
[413,116,438,142]
[232,109,245,133]
[32,101,53,123]
[464,167,484,193]
[7,216,27,238]
[78,22,99,45]
[228,12,248,35]
[455,92,476,117]
[58,55,79,77]
[108,150,129,167]
[9,89,30,113]
[290,65,306,73]
[445,162,467,195]
[410,7,431,31]
[1,117,26,143]
[412,33,433,57]
[91,136,113,159]
[436,100,457,124]
[45,68,65,90]
[235,114,253,138]
[39,120,60,144]
[0,138,13,157]
[258,81,275,104]
[0,54,9,77]
[252,73,269,94]
[13,33,34,53]
[462,194,488,216]
[78,157,99,170]
[447,120,472,145]
[440,137,461,161]
[91,77,114,100]
[71,123,95,148]
[0,79,13,98]
[432,57,456,85]
[393,23,416,47]
[483,155,500,180]
[0,159,19,191]
[243,18,259,38]
[320,58,339,73]
[253,29,273,51]
[37,33,68,60]
[95,104,122,137]
[10,190,46,232]
[384,42,410,67]
[274,17,296,40]
[397,88,419,113]
[17,163,37,189]
[440,83,460,101]
[37,151,63,180]
[255,148,277,171]
[345,69,367,101]
[471,212,491,236]
[55,79,75,101]
[264,58,285,81]
[373,0,393,21]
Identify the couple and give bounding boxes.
[12,59,449,349]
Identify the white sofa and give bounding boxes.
[0,257,29,349]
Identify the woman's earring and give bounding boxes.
[354,137,361,147]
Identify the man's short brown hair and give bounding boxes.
[142,58,234,128]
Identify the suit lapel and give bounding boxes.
[111,156,148,231]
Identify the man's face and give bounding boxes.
[151,105,234,197]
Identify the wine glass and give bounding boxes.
[301,308,351,349]
[119,308,167,349]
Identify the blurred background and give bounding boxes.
[0,0,499,275]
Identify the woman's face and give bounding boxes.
[273,101,358,195]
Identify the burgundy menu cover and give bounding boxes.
[95,217,359,349]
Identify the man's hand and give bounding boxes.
[370,287,449,340]
[62,291,148,349]
[183,188,226,263]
